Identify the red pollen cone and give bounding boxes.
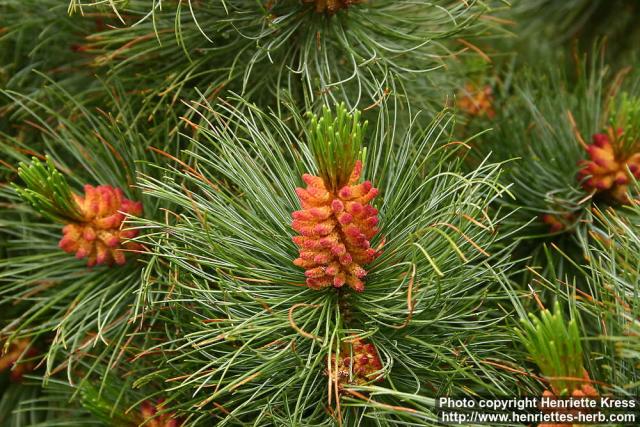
[59,185,143,267]
[292,160,381,292]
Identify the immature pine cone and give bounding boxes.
[59,185,143,266]
[329,338,383,387]
[457,83,496,119]
[292,160,380,292]
[578,129,640,203]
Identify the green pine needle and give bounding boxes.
[516,301,584,395]
[610,92,640,154]
[13,156,83,224]
[307,103,367,192]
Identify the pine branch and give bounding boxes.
[129,95,524,424]
[470,48,640,279]
[60,0,505,111]
[0,86,174,404]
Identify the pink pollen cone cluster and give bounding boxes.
[539,370,598,427]
[292,160,381,292]
[330,338,383,387]
[59,185,143,267]
[140,400,183,427]
[578,130,640,203]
